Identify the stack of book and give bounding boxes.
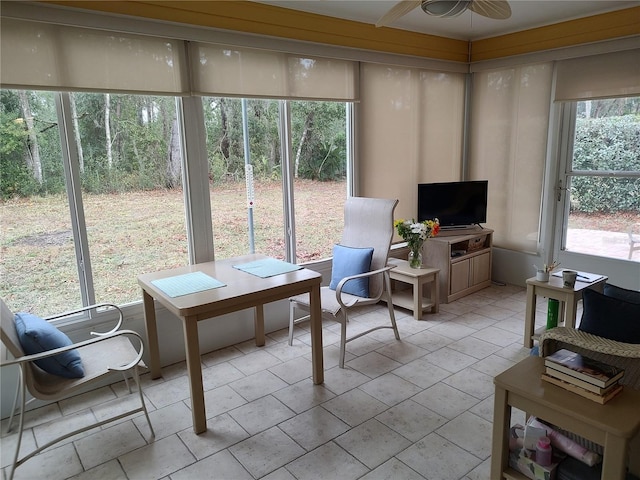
[542,349,625,404]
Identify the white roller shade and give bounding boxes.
[359,62,464,224]
[470,63,554,253]
[1,18,187,94]
[555,49,640,101]
[190,42,357,101]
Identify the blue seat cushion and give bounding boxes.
[329,244,374,298]
[578,288,640,344]
[15,312,85,378]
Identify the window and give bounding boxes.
[0,90,187,315]
[203,97,347,263]
[560,97,640,261]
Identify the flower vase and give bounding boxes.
[408,245,423,269]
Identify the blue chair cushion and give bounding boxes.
[14,312,85,378]
[578,288,640,344]
[329,244,374,298]
[603,283,640,304]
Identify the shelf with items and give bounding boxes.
[424,229,493,304]
[386,258,439,320]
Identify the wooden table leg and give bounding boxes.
[602,433,628,480]
[491,385,510,479]
[524,284,536,348]
[183,316,206,434]
[142,290,161,379]
[254,305,265,347]
[413,277,422,320]
[565,295,578,329]
[309,283,324,385]
[432,272,439,313]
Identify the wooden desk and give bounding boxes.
[491,356,640,480]
[387,258,439,320]
[523,273,607,348]
[138,254,323,434]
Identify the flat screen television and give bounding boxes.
[418,180,488,228]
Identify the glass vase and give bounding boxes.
[408,247,423,269]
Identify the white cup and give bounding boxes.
[562,270,577,288]
[535,270,549,282]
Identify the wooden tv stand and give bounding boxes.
[424,228,493,304]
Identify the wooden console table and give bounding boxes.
[523,272,607,348]
[387,258,439,320]
[492,356,640,480]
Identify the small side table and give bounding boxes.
[523,272,607,348]
[387,258,439,320]
[491,356,640,480]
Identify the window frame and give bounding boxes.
[553,99,640,264]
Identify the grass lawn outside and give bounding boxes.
[1,179,637,315]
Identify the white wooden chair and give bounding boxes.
[0,298,155,480]
[288,197,400,368]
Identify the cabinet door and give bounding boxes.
[471,252,491,285]
[450,259,470,295]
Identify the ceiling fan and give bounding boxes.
[376,0,511,27]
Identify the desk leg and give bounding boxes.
[602,434,627,480]
[524,285,536,348]
[309,283,324,385]
[142,290,161,379]
[183,316,206,434]
[254,305,265,347]
[491,386,510,480]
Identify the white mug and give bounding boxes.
[562,270,578,288]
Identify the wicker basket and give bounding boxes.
[467,234,487,252]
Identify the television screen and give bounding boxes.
[418,181,488,227]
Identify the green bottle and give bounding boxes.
[547,299,559,329]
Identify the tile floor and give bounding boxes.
[1,283,556,480]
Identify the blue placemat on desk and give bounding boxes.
[151,271,226,297]
[233,258,302,278]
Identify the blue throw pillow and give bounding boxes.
[603,283,640,305]
[578,289,640,344]
[14,312,85,378]
[329,244,374,298]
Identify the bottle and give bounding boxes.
[536,436,553,466]
[546,299,559,329]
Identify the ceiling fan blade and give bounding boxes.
[468,0,511,20]
[375,0,422,27]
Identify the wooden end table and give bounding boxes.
[387,258,439,320]
[523,272,607,348]
[492,355,640,480]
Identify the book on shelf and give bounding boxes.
[541,373,624,404]
[544,366,620,395]
[544,349,624,388]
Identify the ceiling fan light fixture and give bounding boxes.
[421,0,471,17]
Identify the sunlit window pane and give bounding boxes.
[75,93,188,304]
[565,97,640,262]
[1,90,81,315]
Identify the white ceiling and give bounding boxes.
[259,0,640,41]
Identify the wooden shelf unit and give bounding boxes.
[424,228,493,304]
